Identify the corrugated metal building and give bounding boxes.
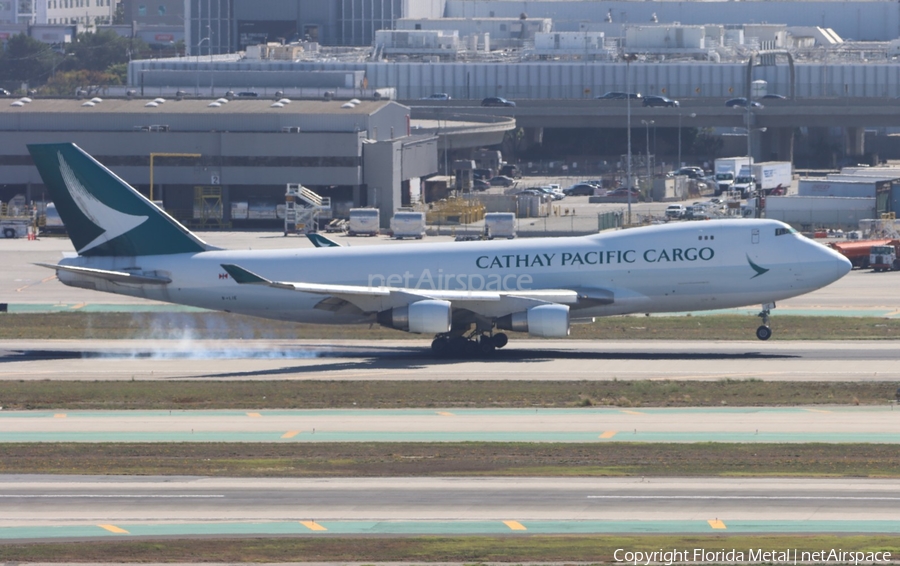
[129,58,900,100]
[0,98,437,227]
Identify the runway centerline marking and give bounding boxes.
[599,431,617,439]
[98,524,129,534]
[708,519,727,530]
[246,412,262,418]
[0,495,225,499]
[503,520,527,531]
[587,496,900,501]
[300,521,327,531]
[281,430,301,439]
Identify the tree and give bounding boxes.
[67,30,145,73]
[44,70,120,97]
[0,33,56,86]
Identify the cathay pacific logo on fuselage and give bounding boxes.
[746,254,770,278]
[58,152,148,254]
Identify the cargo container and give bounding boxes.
[390,211,426,239]
[484,212,516,239]
[348,208,380,237]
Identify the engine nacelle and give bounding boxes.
[497,304,570,337]
[377,299,452,334]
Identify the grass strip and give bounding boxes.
[3,442,900,477]
[2,312,900,340]
[1,380,895,410]
[2,535,899,562]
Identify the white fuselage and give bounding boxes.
[57,219,850,325]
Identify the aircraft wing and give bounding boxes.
[36,262,172,285]
[220,263,611,316]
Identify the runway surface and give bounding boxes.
[3,339,900,381]
[3,406,899,443]
[2,476,900,540]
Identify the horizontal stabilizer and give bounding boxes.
[36,263,171,285]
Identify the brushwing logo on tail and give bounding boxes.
[58,152,148,254]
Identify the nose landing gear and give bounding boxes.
[756,302,774,341]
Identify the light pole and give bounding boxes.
[641,119,654,181]
[195,37,209,95]
[678,112,696,168]
[623,53,638,225]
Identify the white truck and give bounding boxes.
[713,157,753,196]
[484,212,516,239]
[390,211,426,239]
[752,161,792,195]
[347,208,380,236]
[1,199,34,238]
[0,218,31,238]
[732,166,757,199]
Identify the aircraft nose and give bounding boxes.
[835,253,852,279]
[820,243,852,281]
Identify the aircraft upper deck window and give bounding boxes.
[775,227,797,236]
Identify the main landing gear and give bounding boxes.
[431,330,508,358]
[756,302,775,341]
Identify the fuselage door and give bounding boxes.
[751,228,760,244]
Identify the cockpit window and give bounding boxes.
[775,227,797,236]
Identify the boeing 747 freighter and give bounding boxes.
[28,143,851,356]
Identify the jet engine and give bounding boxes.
[496,304,570,337]
[377,299,452,334]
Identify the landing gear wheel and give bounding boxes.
[756,325,772,341]
[431,337,449,356]
[492,333,509,349]
[447,336,468,357]
[478,336,496,355]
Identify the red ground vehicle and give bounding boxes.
[869,240,900,272]
[828,239,892,269]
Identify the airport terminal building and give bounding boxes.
[0,98,438,228]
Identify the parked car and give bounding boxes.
[537,187,565,200]
[420,93,451,101]
[472,179,491,191]
[473,168,492,180]
[761,93,786,100]
[643,95,679,107]
[665,204,687,220]
[481,96,516,107]
[489,175,516,187]
[609,187,642,199]
[725,97,763,109]
[596,92,641,100]
[235,91,259,98]
[499,164,521,178]
[0,88,11,97]
[674,166,705,180]
[563,183,599,196]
